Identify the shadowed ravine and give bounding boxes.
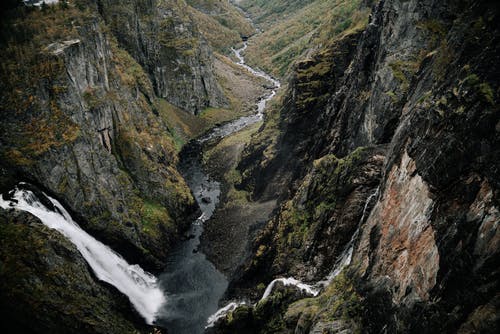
[154,44,280,333]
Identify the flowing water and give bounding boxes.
[319,187,379,284]
[155,45,281,333]
[207,188,380,326]
[154,141,227,333]
[0,37,280,334]
[0,185,164,325]
[199,43,280,143]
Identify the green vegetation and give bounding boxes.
[285,271,363,332]
[0,4,90,165]
[204,123,261,205]
[242,0,369,77]
[416,19,446,44]
[389,59,421,93]
[267,148,366,268]
[218,270,363,333]
[187,0,254,53]
[141,200,174,234]
[239,0,316,29]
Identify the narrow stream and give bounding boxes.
[155,44,280,333]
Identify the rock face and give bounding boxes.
[0,1,224,270]
[97,0,227,114]
[0,209,147,333]
[0,0,228,330]
[224,0,500,332]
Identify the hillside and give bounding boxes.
[240,0,370,78]
[211,0,500,333]
[188,0,255,53]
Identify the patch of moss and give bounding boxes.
[204,123,260,206]
[285,271,363,332]
[199,107,246,128]
[272,148,367,267]
[389,59,420,92]
[479,82,494,105]
[417,19,446,45]
[141,200,172,233]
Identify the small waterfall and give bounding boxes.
[206,277,319,328]
[0,185,165,324]
[206,301,247,328]
[206,188,381,327]
[321,187,380,284]
[261,277,319,301]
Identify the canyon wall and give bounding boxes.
[0,0,228,331]
[222,0,499,332]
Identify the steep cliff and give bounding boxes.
[96,0,227,114]
[218,0,499,332]
[0,2,202,271]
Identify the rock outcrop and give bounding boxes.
[97,0,227,114]
[1,3,200,270]
[221,0,500,332]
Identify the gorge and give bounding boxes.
[1,0,499,333]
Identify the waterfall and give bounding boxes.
[206,301,247,328]
[321,187,380,284]
[206,188,381,327]
[206,276,320,328]
[0,185,165,325]
[261,277,319,301]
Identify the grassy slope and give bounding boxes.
[240,0,369,78]
[237,0,316,28]
[187,0,255,53]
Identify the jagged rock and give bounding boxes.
[0,3,200,271]
[45,39,80,55]
[97,0,227,114]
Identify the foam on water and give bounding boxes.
[0,186,165,324]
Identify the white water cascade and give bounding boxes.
[261,277,320,301]
[0,185,165,324]
[320,187,380,284]
[207,188,380,326]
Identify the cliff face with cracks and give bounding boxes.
[222,0,499,332]
[97,0,227,114]
[0,2,202,271]
[0,0,227,331]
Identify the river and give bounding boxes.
[154,43,280,333]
